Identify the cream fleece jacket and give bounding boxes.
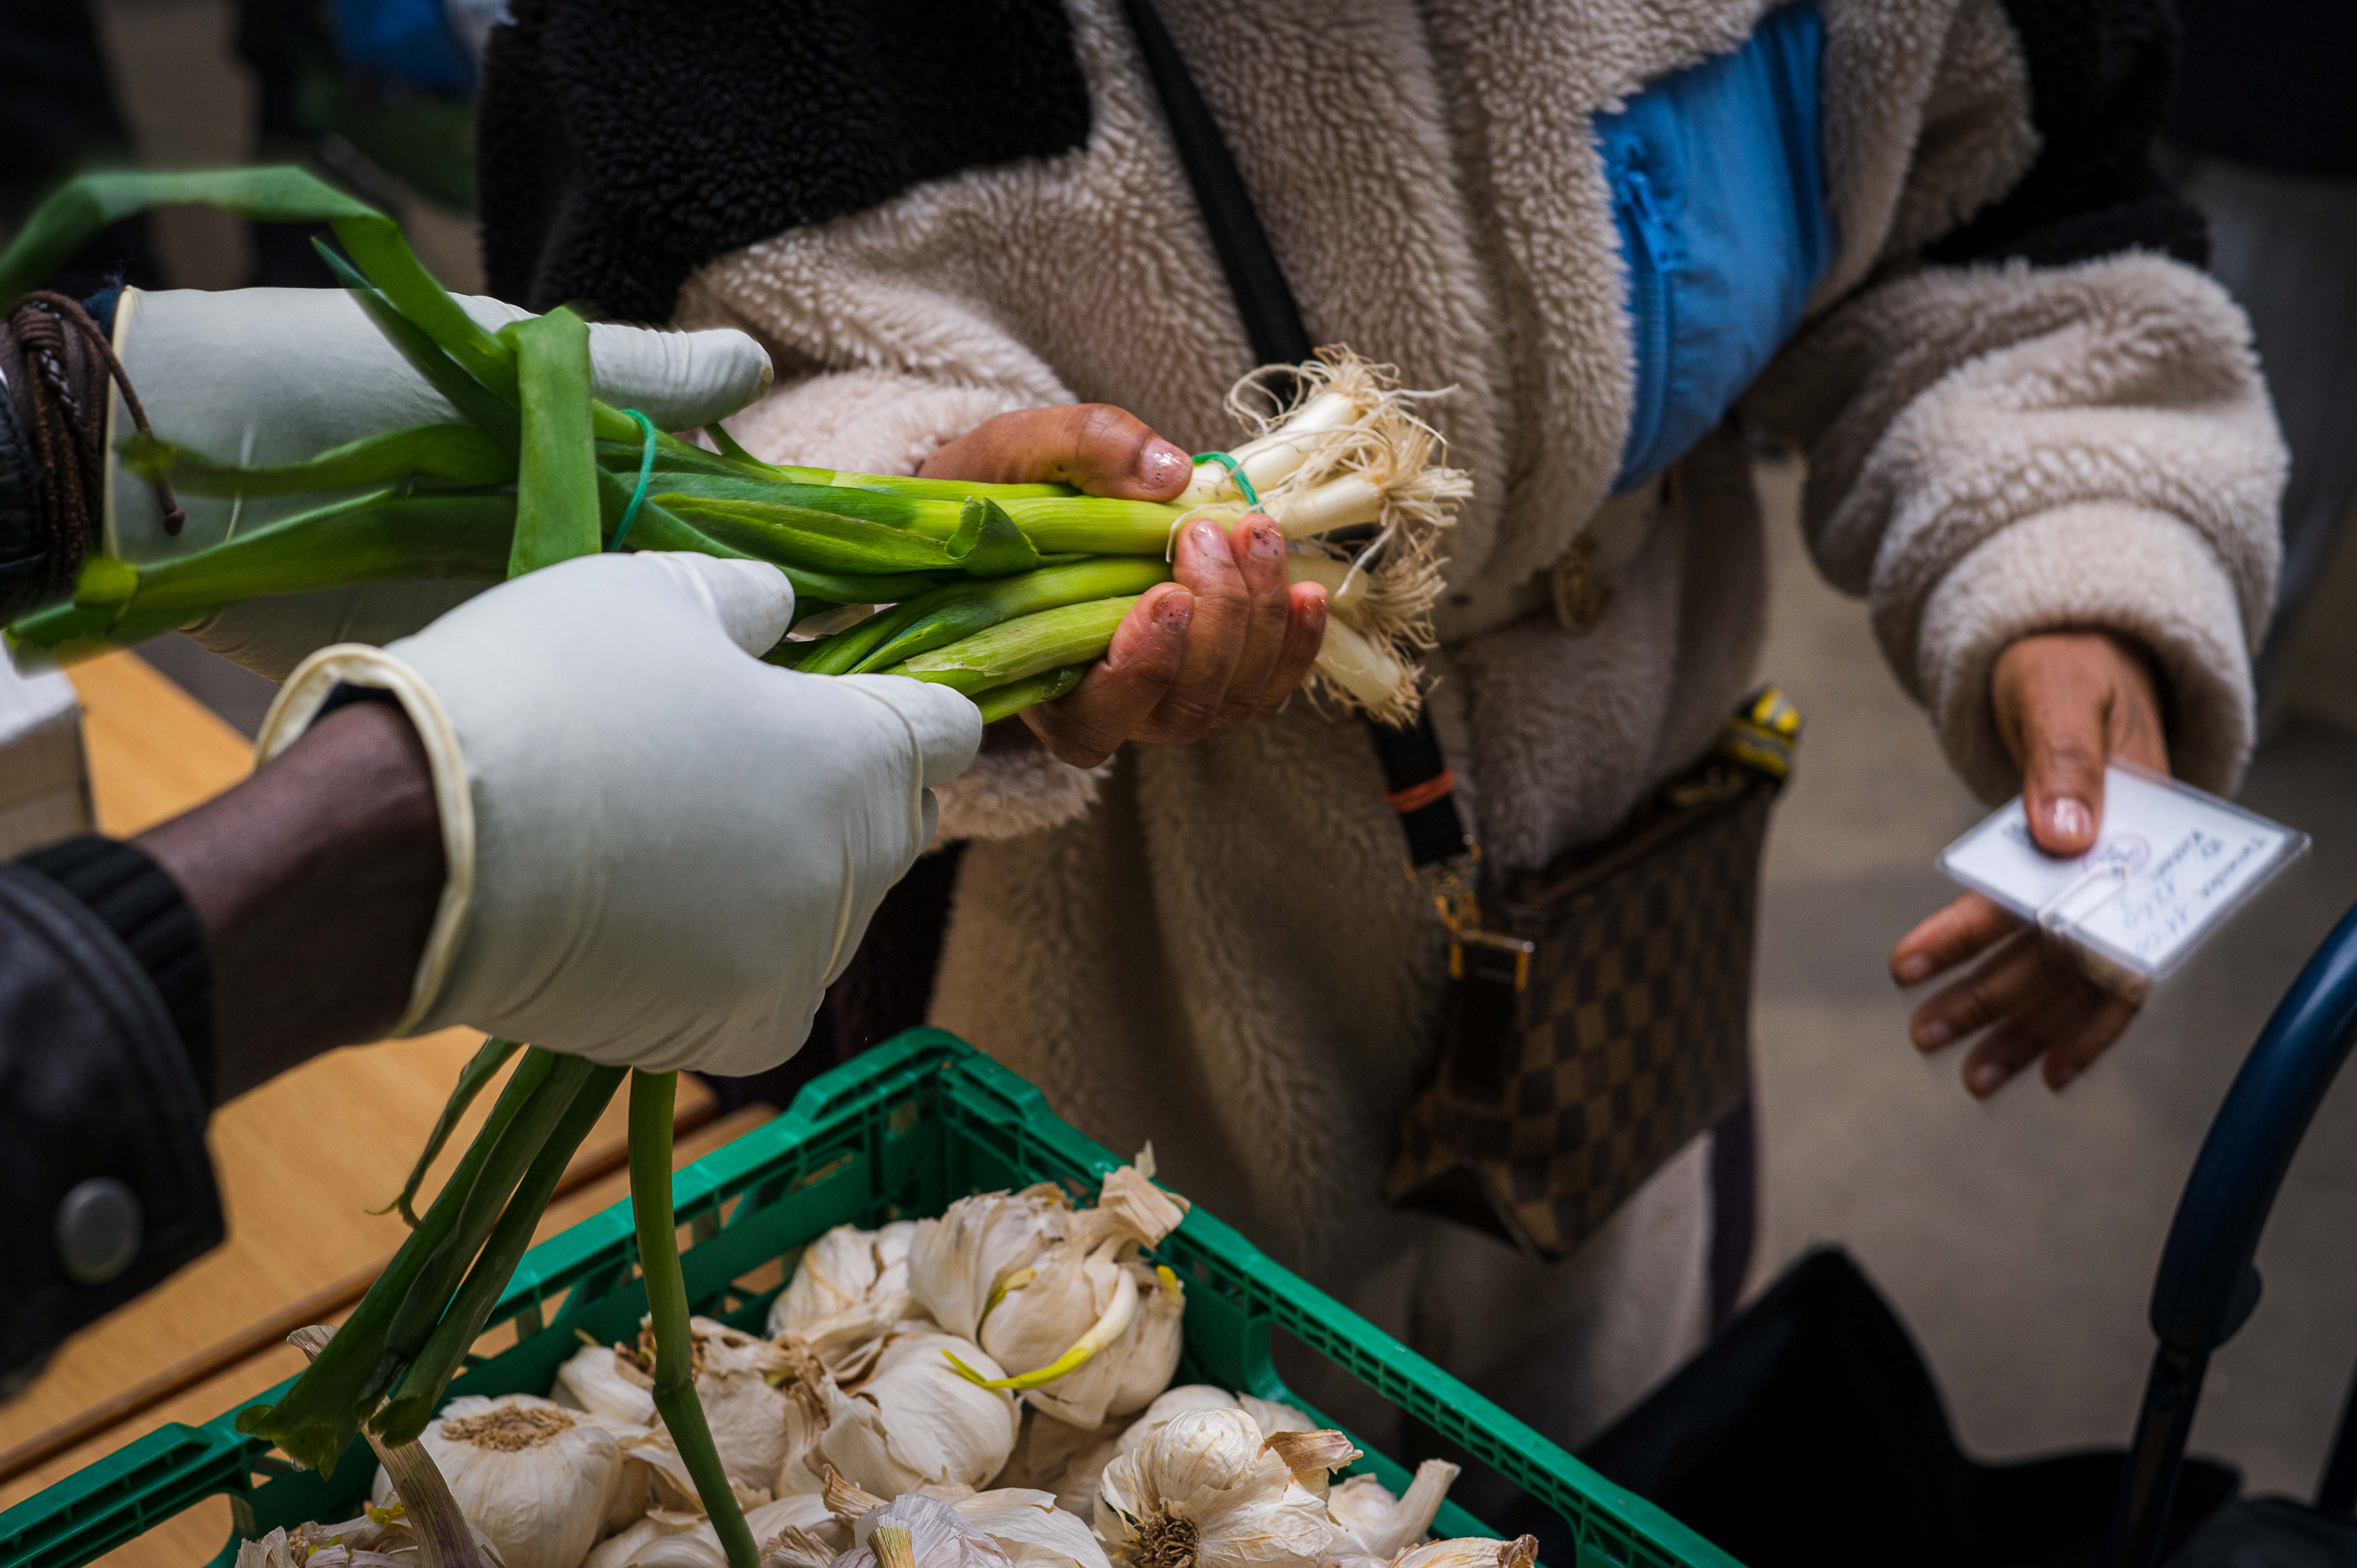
[673,0,2285,1445]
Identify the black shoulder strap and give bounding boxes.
[1120,0,1472,871]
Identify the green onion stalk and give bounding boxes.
[0,170,1472,1568]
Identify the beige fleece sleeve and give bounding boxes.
[671,269,1111,841]
[1746,250,2286,798]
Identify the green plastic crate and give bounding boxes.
[0,1033,1735,1568]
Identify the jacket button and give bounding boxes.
[55,1177,142,1285]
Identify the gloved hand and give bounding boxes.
[256,553,982,1077]
[106,287,772,680]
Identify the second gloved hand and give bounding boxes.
[258,553,981,1077]
[106,287,772,679]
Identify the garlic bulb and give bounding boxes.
[814,1332,1019,1493]
[581,1319,822,1499]
[1096,1409,1339,1568]
[553,1344,659,1427]
[835,1495,1012,1568]
[1391,1538,1536,1568]
[909,1184,1072,1342]
[769,1221,921,1379]
[601,1423,775,1519]
[374,1394,621,1568]
[1324,1462,1458,1561]
[584,1492,851,1568]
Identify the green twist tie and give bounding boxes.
[611,410,658,551]
[1191,450,1260,509]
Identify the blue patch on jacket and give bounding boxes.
[1599,2,1834,492]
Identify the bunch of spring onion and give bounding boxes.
[0,168,1465,1568]
[2,171,1467,722]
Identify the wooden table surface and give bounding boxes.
[0,652,769,1567]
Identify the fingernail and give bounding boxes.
[2048,797,2094,842]
[1192,519,1233,560]
[1913,1019,1952,1050]
[1968,1063,2005,1096]
[1141,440,1190,492]
[1154,592,1193,633]
[2051,1064,2079,1091]
[1895,955,1934,986]
[1247,519,1283,559]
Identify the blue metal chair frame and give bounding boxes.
[2103,899,2357,1567]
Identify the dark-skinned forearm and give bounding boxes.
[137,699,444,1102]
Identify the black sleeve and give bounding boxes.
[1928,0,2209,270]
[0,357,44,622]
[475,0,1092,321]
[0,839,220,1393]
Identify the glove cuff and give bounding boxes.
[258,643,476,1035]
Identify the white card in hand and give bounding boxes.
[1937,764,2307,982]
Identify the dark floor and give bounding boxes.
[1750,457,2357,1499]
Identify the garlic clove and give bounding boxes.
[1325,1478,1396,1538]
[815,1334,1019,1494]
[1332,1462,1456,1561]
[1390,1539,1536,1568]
[584,1511,708,1568]
[553,1345,659,1428]
[1117,1389,1241,1455]
[1238,1398,1314,1439]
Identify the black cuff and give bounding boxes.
[20,835,214,1102]
[0,859,223,1382]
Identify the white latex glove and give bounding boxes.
[256,553,981,1077]
[105,286,772,680]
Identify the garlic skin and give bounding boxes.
[684,1318,811,1496]
[909,1185,1072,1342]
[376,1394,620,1568]
[585,1510,708,1568]
[1115,1387,1309,1457]
[769,1221,920,1379]
[946,1490,1111,1568]
[1096,1409,1339,1568]
[1118,1389,1242,1455]
[836,1495,1012,1568]
[1238,1398,1313,1439]
[993,1411,1126,1519]
[815,1333,1019,1493]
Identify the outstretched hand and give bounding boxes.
[921,404,1329,767]
[1889,631,2169,1096]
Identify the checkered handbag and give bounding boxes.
[1383,692,1800,1261]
